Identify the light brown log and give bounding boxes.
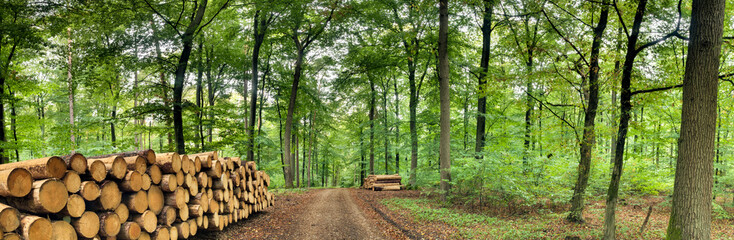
[154,153,181,174]
[141,173,152,191]
[157,206,176,226]
[0,168,32,197]
[62,170,81,193]
[180,155,191,176]
[187,204,202,218]
[175,171,184,186]
[185,158,195,175]
[205,161,222,178]
[205,213,218,229]
[115,203,129,223]
[51,220,76,240]
[164,188,186,209]
[117,222,141,240]
[192,156,201,174]
[223,158,234,173]
[206,200,218,214]
[186,179,198,197]
[0,157,66,180]
[147,186,164,215]
[187,219,197,237]
[160,175,177,192]
[169,226,178,240]
[147,165,162,185]
[72,211,100,238]
[211,179,225,190]
[122,156,147,175]
[86,160,108,182]
[173,222,189,239]
[88,180,122,211]
[150,226,168,240]
[138,231,150,240]
[196,173,207,188]
[119,171,143,192]
[206,177,212,188]
[191,154,211,169]
[213,190,224,202]
[132,210,157,233]
[201,215,208,230]
[123,191,149,214]
[16,214,51,240]
[184,191,190,203]
[3,232,21,240]
[7,179,67,214]
[205,189,213,202]
[190,194,208,213]
[89,156,127,180]
[60,153,88,175]
[80,181,101,201]
[0,203,19,233]
[177,205,189,221]
[89,150,157,165]
[98,212,121,237]
[60,194,85,217]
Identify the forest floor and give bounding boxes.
[193,188,734,240]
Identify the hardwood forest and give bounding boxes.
[0,0,733,239]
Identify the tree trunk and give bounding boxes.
[369,77,376,175]
[666,0,725,238]
[438,0,451,202]
[475,0,492,158]
[249,10,268,164]
[567,0,609,223]
[206,46,214,145]
[408,52,418,186]
[195,39,204,150]
[173,0,208,154]
[67,28,76,153]
[383,78,391,174]
[603,0,647,238]
[283,47,304,188]
[8,87,18,161]
[394,79,400,173]
[308,112,314,188]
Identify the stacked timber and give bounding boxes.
[362,174,403,191]
[0,149,274,240]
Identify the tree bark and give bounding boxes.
[248,10,269,164]
[567,0,609,223]
[283,47,304,188]
[173,0,208,154]
[475,0,492,158]
[438,0,451,202]
[666,0,725,238]
[369,77,376,175]
[408,51,418,186]
[67,28,76,153]
[196,38,205,150]
[394,78,400,173]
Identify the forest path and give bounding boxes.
[288,188,385,240]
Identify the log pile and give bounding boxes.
[362,174,403,191]
[0,149,274,240]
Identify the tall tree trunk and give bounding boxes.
[369,77,376,175]
[666,0,725,238]
[394,79,400,173]
[173,0,208,154]
[359,127,365,186]
[603,0,647,238]
[283,47,304,188]
[308,112,314,188]
[276,92,287,185]
[567,0,609,223]
[475,0,492,158]
[257,53,270,164]
[295,128,299,188]
[610,28,621,173]
[248,10,269,163]
[523,56,533,170]
[438,0,451,202]
[67,28,76,153]
[408,52,418,186]
[383,78,391,174]
[0,39,17,163]
[196,39,204,150]
[8,87,18,161]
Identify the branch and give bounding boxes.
[630,84,682,96]
[174,0,185,28]
[542,10,589,67]
[526,91,580,142]
[144,0,183,38]
[720,73,734,86]
[196,0,231,36]
[612,0,629,38]
[547,0,592,28]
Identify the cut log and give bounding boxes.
[192,156,201,173]
[141,173,152,191]
[147,165,162,185]
[158,206,176,226]
[88,180,122,211]
[169,226,178,240]
[7,179,68,214]
[119,171,143,192]
[118,222,141,240]
[0,168,32,197]
[196,172,208,188]
[17,214,51,240]
[164,187,186,209]
[90,149,157,165]
[124,156,147,174]
[3,232,21,240]
[160,175,177,192]
[132,210,157,233]
[86,160,108,182]
[51,220,77,240]
[205,161,222,178]
[62,170,81,193]
[98,212,121,237]
[61,194,85,217]
[187,219,197,237]
[150,226,169,240]
[180,155,191,176]
[115,203,129,223]
[89,156,127,180]
[154,153,181,174]
[178,204,189,221]
[72,212,100,238]
[175,171,184,186]
[0,203,19,232]
[190,193,208,213]
[0,156,66,180]
[123,191,149,214]
[61,153,88,174]
[80,181,101,201]
[174,221,189,239]
[147,185,164,215]
[188,204,203,218]
[139,231,150,240]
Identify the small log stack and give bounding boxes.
[0,149,274,240]
[362,174,403,191]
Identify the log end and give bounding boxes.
[39,179,69,213]
[6,168,32,197]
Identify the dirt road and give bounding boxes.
[289,188,384,240]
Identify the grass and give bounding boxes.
[382,197,734,239]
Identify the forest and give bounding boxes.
[1,0,733,239]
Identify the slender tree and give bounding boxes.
[438,0,451,202]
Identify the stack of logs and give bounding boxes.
[362,174,403,191]
[0,149,274,240]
